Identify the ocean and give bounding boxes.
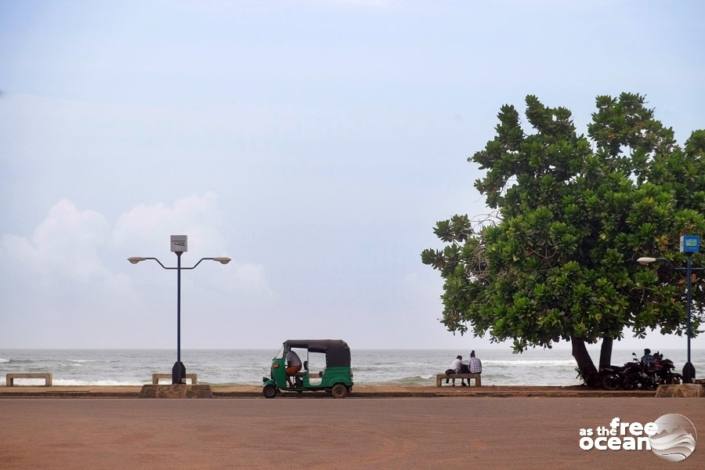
[1,348,704,386]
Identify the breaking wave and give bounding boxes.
[483,360,576,366]
[53,379,144,386]
[371,375,435,385]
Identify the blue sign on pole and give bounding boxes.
[680,234,701,254]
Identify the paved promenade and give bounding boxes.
[1,397,703,469]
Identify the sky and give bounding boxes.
[1,0,704,353]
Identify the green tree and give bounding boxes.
[422,93,705,385]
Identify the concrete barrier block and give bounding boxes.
[655,384,705,398]
[139,384,213,398]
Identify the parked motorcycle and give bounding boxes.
[600,352,678,390]
[622,354,656,390]
[650,351,683,385]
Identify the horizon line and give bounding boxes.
[2,347,703,351]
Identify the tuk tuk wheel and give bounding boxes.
[263,384,277,399]
[330,384,348,399]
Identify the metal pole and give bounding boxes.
[177,252,181,363]
[172,252,186,384]
[683,256,696,383]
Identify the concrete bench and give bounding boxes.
[436,373,481,387]
[6,373,53,387]
[152,373,198,385]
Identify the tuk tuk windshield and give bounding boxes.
[274,347,284,359]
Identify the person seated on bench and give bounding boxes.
[468,350,482,375]
[445,355,468,386]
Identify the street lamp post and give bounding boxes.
[175,248,184,384]
[128,235,230,385]
[685,255,695,382]
[637,234,701,383]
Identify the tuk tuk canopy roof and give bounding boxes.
[283,340,351,368]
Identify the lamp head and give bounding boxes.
[128,257,146,264]
[637,257,657,266]
[213,257,231,265]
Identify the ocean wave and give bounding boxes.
[370,375,435,385]
[58,362,84,368]
[351,364,430,371]
[483,360,576,366]
[53,379,145,386]
[353,360,576,372]
[0,358,8,363]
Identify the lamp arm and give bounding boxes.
[182,257,217,270]
[642,258,705,272]
[143,257,177,270]
[137,257,226,270]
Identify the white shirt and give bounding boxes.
[468,357,482,374]
[449,358,462,373]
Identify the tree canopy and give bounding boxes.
[422,93,705,381]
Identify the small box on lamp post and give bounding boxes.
[171,235,188,253]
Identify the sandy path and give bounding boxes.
[0,397,703,469]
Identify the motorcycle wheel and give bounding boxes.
[667,374,683,385]
[622,375,636,390]
[601,373,622,391]
[637,376,656,390]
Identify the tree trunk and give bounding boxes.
[599,337,613,370]
[571,337,598,386]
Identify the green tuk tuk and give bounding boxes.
[262,339,353,398]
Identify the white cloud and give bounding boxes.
[0,194,270,347]
[113,192,225,254]
[2,199,110,281]
[112,192,269,292]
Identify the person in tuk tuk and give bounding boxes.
[285,349,303,387]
